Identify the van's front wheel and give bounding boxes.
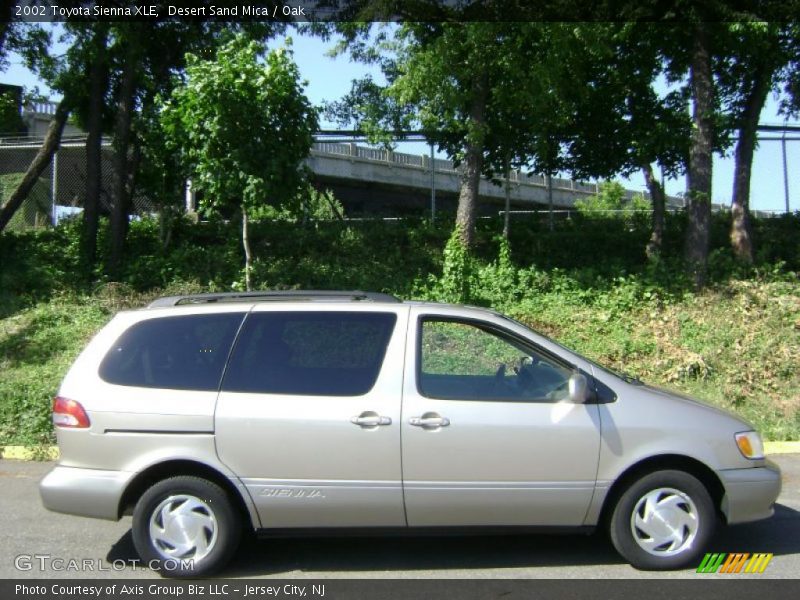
[609,470,716,570]
[132,476,241,578]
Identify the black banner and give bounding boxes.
[3,579,800,600]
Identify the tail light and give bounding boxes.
[52,396,90,428]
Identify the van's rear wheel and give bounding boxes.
[609,470,716,570]
[132,476,241,578]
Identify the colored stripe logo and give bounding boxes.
[697,553,773,574]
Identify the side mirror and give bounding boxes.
[568,372,590,404]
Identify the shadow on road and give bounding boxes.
[105,503,800,577]
[227,531,625,577]
[708,504,800,555]
[107,528,624,576]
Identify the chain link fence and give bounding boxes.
[0,136,157,231]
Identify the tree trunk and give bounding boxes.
[124,140,142,215]
[82,26,108,271]
[242,205,252,292]
[106,41,137,278]
[0,99,70,232]
[456,144,482,248]
[642,162,666,260]
[455,73,488,248]
[159,207,173,251]
[684,23,714,288]
[546,174,554,231]
[730,63,773,265]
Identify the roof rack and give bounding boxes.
[147,290,401,308]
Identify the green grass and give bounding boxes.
[0,295,111,444]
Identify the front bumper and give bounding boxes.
[719,459,782,525]
[40,465,133,521]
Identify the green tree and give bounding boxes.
[649,3,794,283]
[55,23,113,271]
[573,12,734,284]
[0,16,49,73]
[554,23,691,259]
[102,21,281,276]
[563,16,795,273]
[716,21,799,264]
[331,21,575,248]
[329,5,796,282]
[323,74,413,147]
[161,35,318,290]
[17,20,281,273]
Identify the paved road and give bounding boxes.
[1,456,799,580]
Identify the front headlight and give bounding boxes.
[735,431,765,460]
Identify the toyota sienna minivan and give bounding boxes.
[40,290,781,576]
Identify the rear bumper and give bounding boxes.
[719,460,782,525]
[40,465,133,521]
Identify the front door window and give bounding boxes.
[419,319,573,402]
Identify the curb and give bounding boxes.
[1,446,59,460]
[764,441,800,455]
[2,442,800,462]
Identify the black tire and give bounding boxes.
[609,469,716,570]
[132,476,242,578]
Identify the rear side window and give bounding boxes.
[99,313,244,391]
[222,312,397,396]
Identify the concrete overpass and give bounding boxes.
[306,141,684,216]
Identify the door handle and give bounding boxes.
[350,413,392,427]
[409,415,450,428]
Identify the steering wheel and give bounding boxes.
[494,363,517,395]
[514,359,534,392]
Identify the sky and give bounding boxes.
[2,27,798,213]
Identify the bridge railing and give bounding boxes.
[23,101,59,115]
[310,140,595,193]
[307,141,695,209]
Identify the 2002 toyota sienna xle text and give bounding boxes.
[39,290,781,577]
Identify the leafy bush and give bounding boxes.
[574,180,650,216]
[435,226,474,304]
[0,89,25,136]
[250,184,346,222]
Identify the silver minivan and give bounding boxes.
[40,290,781,577]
